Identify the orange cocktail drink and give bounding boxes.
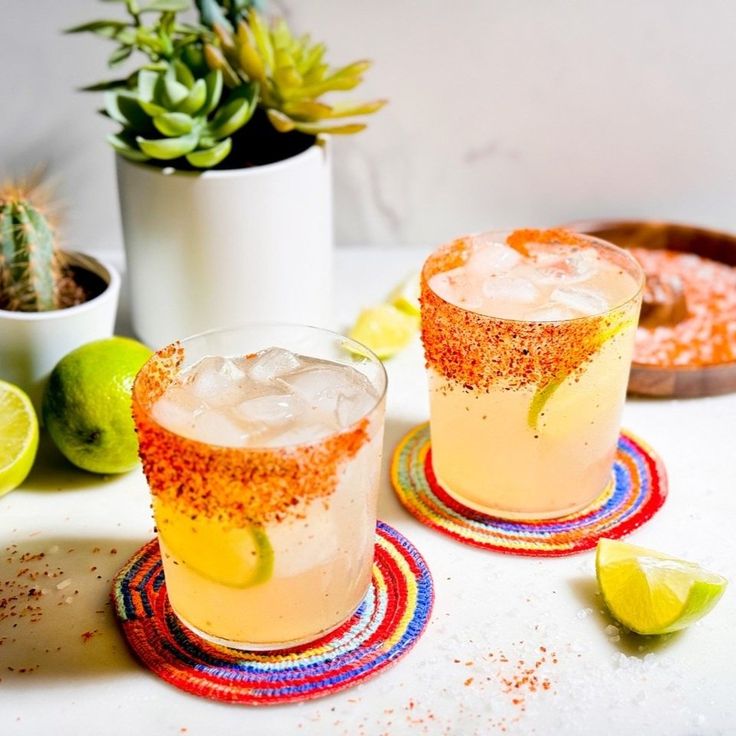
[421,229,644,519]
[133,324,386,650]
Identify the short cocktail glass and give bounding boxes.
[132,324,387,650]
[421,229,644,519]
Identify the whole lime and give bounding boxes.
[42,337,152,474]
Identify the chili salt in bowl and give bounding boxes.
[567,219,736,398]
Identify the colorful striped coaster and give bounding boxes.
[391,424,667,556]
[112,521,433,704]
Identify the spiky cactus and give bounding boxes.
[0,185,83,313]
[203,11,386,135]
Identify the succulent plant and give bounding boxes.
[203,10,386,135]
[105,61,257,167]
[0,183,84,313]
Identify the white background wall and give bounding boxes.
[3,0,736,253]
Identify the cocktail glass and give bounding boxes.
[132,324,387,650]
[421,229,644,519]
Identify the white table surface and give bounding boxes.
[2,247,734,736]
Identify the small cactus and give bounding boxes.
[0,183,83,313]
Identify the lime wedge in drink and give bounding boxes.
[389,272,421,317]
[0,380,39,497]
[596,538,727,635]
[156,503,273,588]
[349,304,419,359]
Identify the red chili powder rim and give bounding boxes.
[420,229,644,390]
[132,342,382,526]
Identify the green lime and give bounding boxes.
[596,538,727,635]
[389,272,421,317]
[42,336,152,474]
[0,380,39,496]
[155,500,273,588]
[349,304,419,360]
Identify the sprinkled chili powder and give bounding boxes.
[132,343,371,527]
[631,248,736,367]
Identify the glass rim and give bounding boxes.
[423,230,646,325]
[133,321,388,451]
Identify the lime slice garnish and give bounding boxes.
[156,502,273,588]
[596,538,728,635]
[0,380,39,497]
[389,272,421,317]
[348,304,419,360]
[527,315,636,430]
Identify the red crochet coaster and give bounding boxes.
[112,521,433,704]
[391,423,667,556]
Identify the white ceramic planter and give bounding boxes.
[116,141,333,348]
[0,252,121,410]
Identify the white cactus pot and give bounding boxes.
[116,140,333,349]
[0,251,121,410]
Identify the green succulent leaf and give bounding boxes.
[202,69,224,114]
[136,131,199,159]
[107,132,151,161]
[185,137,232,168]
[208,84,257,137]
[153,111,195,136]
[293,121,367,135]
[137,69,159,101]
[64,19,128,36]
[105,91,155,133]
[108,45,134,67]
[176,77,207,114]
[138,98,168,116]
[156,67,190,106]
[80,78,130,92]
[173,59,195,88]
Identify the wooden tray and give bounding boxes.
[567,220,736,398]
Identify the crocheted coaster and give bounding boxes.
[112,520,433,704]
[391,424,667,556]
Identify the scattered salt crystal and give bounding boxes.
[48,545,60,554]
[56,579,71,590]
[65,596,74,604]
[576,607,593,620]
[604,624,620,636]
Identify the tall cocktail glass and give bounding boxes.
[421,229,644,519]
[132,324,386,650]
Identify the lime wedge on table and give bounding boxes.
[389,272,421,317]
[0,380,39,497]
[349,304,419,359]
[156,504,273,588]
[596,539,727,635]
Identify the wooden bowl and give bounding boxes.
[566,220,736,398]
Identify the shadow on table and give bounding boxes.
[0,534,149,686]
[19,434,119,494]
[568,575,682,656]
[377,416,421,525]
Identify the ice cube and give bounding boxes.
[248,347,303,382]
[481,276,539,303]
[151,396,199,435]
[550,286,609,316]
[268,422,338,447]
[234,393,305,425]
[188,356,247,406]
[533,248,598,285]
[336,390,376,428]
[192,410,247,447]
[282,365,357,407]
[467,241,522,275]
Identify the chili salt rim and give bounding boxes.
[422,229,645,325]
[131,324,388,526]
[132,321,387,451]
